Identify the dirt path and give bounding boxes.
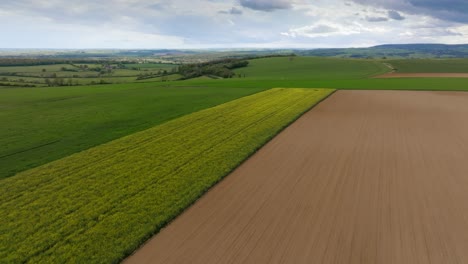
[374,72,468,78]
[124,90,468,264]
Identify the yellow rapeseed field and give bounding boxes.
[0,88,334,263]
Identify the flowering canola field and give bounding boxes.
[0,88,334,263]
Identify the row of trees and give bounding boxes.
[178,58,249,79]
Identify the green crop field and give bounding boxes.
[170,77,468,91]
[0,84,266,179]
[234,56,389,80]
[0,88,334,263]
[154,57,468,91]
[387,59,468,73]
[2,56,468,180]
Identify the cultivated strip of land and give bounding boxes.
[375,72,468,78]
[0,88,333,263]
[126,90,468,264]
[0,85,267,179]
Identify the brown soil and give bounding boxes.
[124,90,468,264]
[375,72,468,78]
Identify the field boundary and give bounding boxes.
[124,88,336,260]
[373,72,468,78]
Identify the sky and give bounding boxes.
[0,0,467,49]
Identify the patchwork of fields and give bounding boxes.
[2,56,468,264]
[0,62,177,87]
[126,90,468,264]
[0,88,334,263]
[164,57,468,91]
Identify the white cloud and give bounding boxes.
[0,0,466,49]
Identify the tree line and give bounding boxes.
[177,58,249,79]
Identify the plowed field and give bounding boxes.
[126,90,468,264]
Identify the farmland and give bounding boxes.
[162,56,468,91]
[0,88,334,263]
[0,62,177,87]
[0,84,267,179]
[2,53,468,263]
[232,56,389,80]
[126,90,468,264]
[3,56,468,180]
[387,58,468,73]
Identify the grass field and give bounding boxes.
[0,88,334,263]
[0,84,266,179]
[388,59,468,73]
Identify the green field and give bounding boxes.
[0,84,266,179]
[0,62,177,87]
[153,57,467,90]
[2,54,468,263]
[0,88,334,263]
[234,57,389,80]
[124,63,176,69]
[388,59,468,73]
[3,56,468,180]
[171,77,468,91]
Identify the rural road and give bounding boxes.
[125,90,468,264]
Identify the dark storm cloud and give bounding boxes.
[351,0,468,22]
[239,0,292,12]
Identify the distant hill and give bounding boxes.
[2,44,468,60]
[298,44,468,58]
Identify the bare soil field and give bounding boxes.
[125,90,468,264]
[375,72,468,78]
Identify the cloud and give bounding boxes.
[230,7,243,15]
[388,10,405,20]
[239,0,292,12]
[219,7,243,15]
[351,0,468,23]
[281,22,378,38]
[366,16,388,22]
[0,0,467,49]
[365,10,404,22]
